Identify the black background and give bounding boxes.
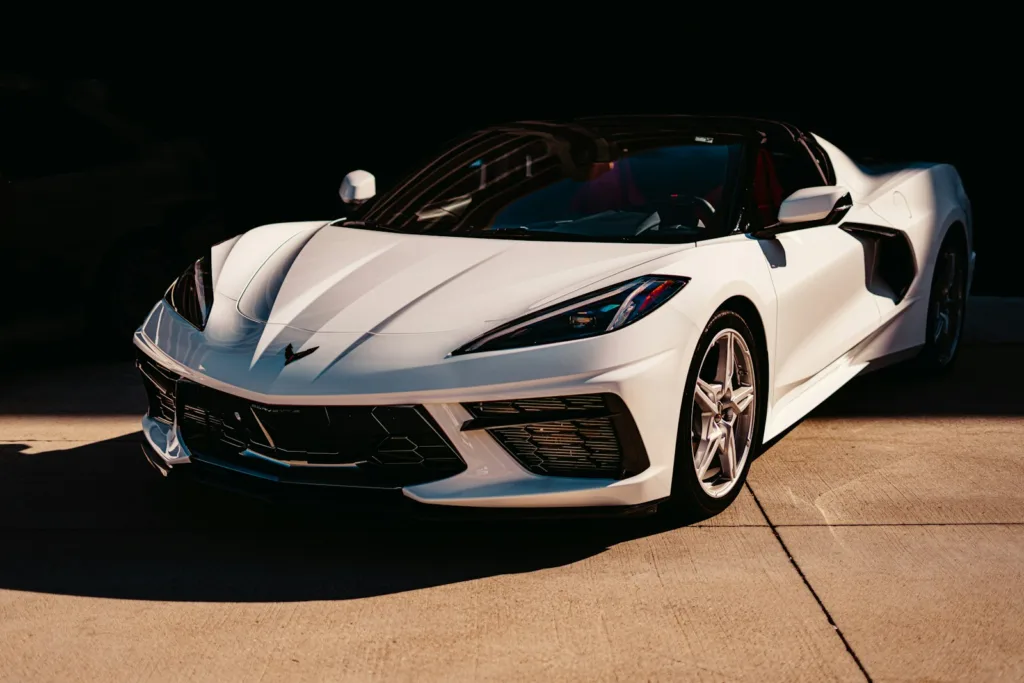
[5,52,1014,338]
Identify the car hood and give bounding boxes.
[212,222,693,337]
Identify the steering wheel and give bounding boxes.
[634,194,718,236]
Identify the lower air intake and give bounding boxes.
[136,350,179,424]
[175,381,467,488]
[462,393,649,479]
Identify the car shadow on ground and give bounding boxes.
[0,434,695,603]
[751,344,1024,458]
[805,343,1024,418]
[1,345,1020,603]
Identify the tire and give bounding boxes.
[912,233,968,373]
[666,309,766,519]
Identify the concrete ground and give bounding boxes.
[1,309,1023,681]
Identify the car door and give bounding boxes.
[750,136,881,403]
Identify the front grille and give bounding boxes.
[136,350,179,424]
[176,381,466,488]
[463,393,648,479]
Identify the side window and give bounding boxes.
[803,138,834,185]
[769,137,826,199]
[750,137,827,227]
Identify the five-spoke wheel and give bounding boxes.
[691,329,757,498]
[671,309,763,516]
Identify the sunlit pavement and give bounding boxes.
[1,303,1023,682]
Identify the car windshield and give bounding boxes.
[345,127,746,243]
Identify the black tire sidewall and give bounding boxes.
[917,235,967,372]
[669,309,765,517]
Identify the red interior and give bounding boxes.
[753,147,783,225]
[568,148,784,226]
[571,161,646,213]
[704,184,723,207]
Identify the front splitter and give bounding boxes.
[141,441,663,521]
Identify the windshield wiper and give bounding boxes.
[483,227,598,241]
[339,219,407,233]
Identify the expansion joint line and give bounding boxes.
[745,481,873,683]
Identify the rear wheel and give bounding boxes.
[668,310,765,518]
[914,234,967,372]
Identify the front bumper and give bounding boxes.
[134,300,698,509]
[140,439,663,519]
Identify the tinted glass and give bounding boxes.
[751,137,829,226]
[770,138,826,197]
[351,129,745,243]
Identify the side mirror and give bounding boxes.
[779,186,850,224]
[339,170,376,204]
[755,186,851,238]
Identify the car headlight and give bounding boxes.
[164,255,214,330]
[451,275,689,355]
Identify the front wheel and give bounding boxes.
[668,310,765,518]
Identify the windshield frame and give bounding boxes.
[340,124,757,244]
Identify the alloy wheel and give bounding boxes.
[690,329,757,498]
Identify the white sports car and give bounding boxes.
[135,116,974,518]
